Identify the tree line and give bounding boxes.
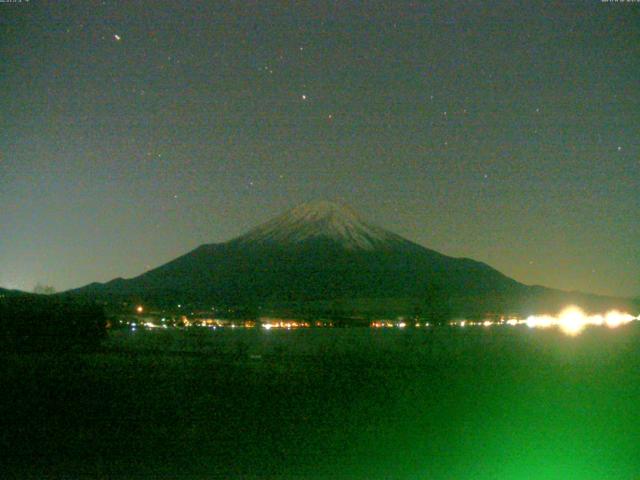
[0,295,107,351]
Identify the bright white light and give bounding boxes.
[557,306,586,336]
[526,314,554,330]
[605,310,635,328]
[262,323,273,330]
[522,306,637,336]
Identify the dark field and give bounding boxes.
[2,326,640,479]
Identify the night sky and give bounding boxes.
[1,1,638,297]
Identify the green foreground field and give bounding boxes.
[2,326,640,479]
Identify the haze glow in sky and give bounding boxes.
[0,1,638,297]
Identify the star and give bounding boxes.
[301,94,307,101]
[114,34,121,41]
[617,146,622,152]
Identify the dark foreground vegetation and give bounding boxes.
[1,326,640,479]
[0,295,107,351]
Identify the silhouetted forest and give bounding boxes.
[0,295,107,351]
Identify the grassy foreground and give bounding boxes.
[1,326,639,479]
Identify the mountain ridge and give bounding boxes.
[65,200,635,317]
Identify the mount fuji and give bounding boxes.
[68,200,632,317]
[234,200,404,250]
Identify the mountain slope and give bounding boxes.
[67,201,633,317]
[0,287,32,298]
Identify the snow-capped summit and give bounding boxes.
[234,200,401,250]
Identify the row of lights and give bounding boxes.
[133,305,638,337]
[372,306,639,336]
